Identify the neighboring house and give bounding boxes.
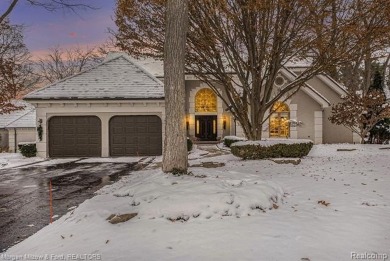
[24,53,356,158]
[0,101,36,152]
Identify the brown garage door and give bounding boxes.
[110,115,162,156]
[49,116,101,157]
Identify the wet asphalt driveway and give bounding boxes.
[0,159,137,252]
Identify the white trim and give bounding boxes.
[317,74,348,96]
[279,68,331,108]
[290,104,298,139]
[314,111,323,144]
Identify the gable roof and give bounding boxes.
[280,68,331,108]
[24,53,164,101]
[0,100,35,128]
[6,109,36,128]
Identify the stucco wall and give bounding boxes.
[291,90,322,142]
[0,129,9,151]
[306,76,353,143]
[7,128,36,153]
[323,108,353,143]
[32,100,165,158]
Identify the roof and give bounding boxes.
[0,100,36,128]
[136,58,164,78]
[280,68,331,108]
[24,53,164,101]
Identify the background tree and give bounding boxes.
[162,0,189,173]
[329,90,390,144]
[0,19,36,114]
[324,0,390,95]
[1,0,93,24]
[35,45,105,85]
[1,0,95,114]
[367,68,390,144]
[115,0,389,140]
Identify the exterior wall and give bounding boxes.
[185,80,231,139]
[32,100,165,158]
[305,76,353,143]
[0,129,9,151]
[291,90,322,142]
[323,107,353,143]
[7,128,36,153]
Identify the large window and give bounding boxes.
[269,101,290,138]
[195,88,217,112]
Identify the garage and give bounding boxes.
[110,115,162,156]
[49,116,101,157]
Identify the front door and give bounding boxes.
[195,115,217,141]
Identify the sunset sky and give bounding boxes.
[1,0,116,59]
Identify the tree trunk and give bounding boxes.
[162,0,189,173]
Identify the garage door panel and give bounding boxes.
[49,116,101,157]
[110,116,162,156]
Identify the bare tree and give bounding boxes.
[162,0,189,173]
[0,20,36,114]
[0,0,94,24]
[329,90,390,143]
[115,0,389,140]
[35,45,104,84]
[325,0,390,94]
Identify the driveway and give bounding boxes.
[0,159,138,252]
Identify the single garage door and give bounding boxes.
[110,115,162,156]
[49,116,101,157]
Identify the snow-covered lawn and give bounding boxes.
[0,153,44,169]
[2,144,389,261]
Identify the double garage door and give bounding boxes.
[48,116,162,157]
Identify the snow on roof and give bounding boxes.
[0,100,35,128]
[135,58,164,78]
[24,53,164,100]
[6,109,36,128]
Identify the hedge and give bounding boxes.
[223,136,246,147]
[18,143,37,158]
[231,140,313,159]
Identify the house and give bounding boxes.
[24,52,357,158]
[0,100,36,152]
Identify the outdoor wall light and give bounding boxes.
[223,116,227,130]
[186,115,189,130]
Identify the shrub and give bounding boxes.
[18,143,37,158]
[223,136,246,147]
[187,138,193,151]
[231,140,313,159]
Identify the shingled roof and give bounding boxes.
[24,53,164,101]
[0,100,35,128]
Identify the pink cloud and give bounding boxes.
[68,32,77,38]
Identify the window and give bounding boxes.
[195,88,217,112]
[269,101,290,138]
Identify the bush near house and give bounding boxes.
[223,136,247,147]
[18,143,37,157]
[231,139,313,159]
[187,138,193,151]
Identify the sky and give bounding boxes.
[0,0,116,59]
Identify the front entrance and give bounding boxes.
[195,115,217,141]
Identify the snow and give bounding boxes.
[25,54,164,100]
[2,144,390,260]
[0,153,43,169]
[232,138,313,147]
[223,135,247,141]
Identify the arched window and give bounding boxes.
[195,88,217,112]
[269,101,290,138]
